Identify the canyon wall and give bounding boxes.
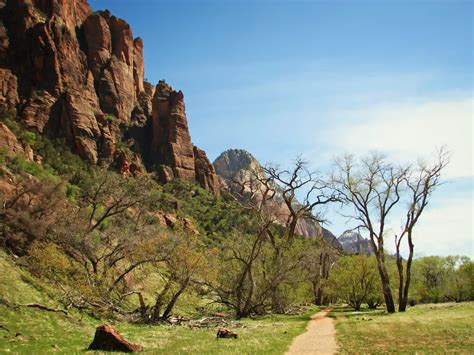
[0,0,220,195]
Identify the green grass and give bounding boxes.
[0,306,97,354]
[0,250,99,353]
[332,302,474,354]
[0,251,316,354]
[114,312,313,354]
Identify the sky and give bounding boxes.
[89,0,473,257]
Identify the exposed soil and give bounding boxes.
[286,308,338,355]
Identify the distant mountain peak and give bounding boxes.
[213,149,262,181]
[338,230,373,255]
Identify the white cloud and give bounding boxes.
[322,95,473,178]
[401,195,473,258]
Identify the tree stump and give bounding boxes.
[88,324,143,352]
[216,328,238,339]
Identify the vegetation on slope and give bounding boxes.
[0,250,315,354]
[1,114,333,323]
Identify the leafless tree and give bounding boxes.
[332,154,407,313]
[395,150,449,311]
[228,157,340,313]
[264,158,340,242]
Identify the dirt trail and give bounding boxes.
[286,308,338,355]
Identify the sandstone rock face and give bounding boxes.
[21,90,57,132]
[133,38,144,95]
[0,122,27,158]
[97,56,135,123]
[33,0,91,30]
[117,151,142,177]
[88,324,143,352]
[60,87,101,164]
[150,81,195,182]
[0,15,10,65]
[108,16,133,67]
[194,145,221,196]
[0,69,19,113]
[213,148,265,187]
[0,0,220,194]
[83,13,112,79]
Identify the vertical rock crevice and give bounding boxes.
[0,0,220,194]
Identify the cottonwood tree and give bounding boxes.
[326,255,381,310]
[412,256,447,303]
[332,154,406,313]
[264,159,339,312]
[203,165,278,317]
[332,152,448,312]
[444,256,474,302]
[395,150,448,311]
[411,255,473,304]
[301,238,341,305]
[263,158,340,242]
[207,231,268,318]
[150,234,208,321]
[21,170,176,312]
[228,158,340,313]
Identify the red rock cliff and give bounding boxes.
[0,0,220,194]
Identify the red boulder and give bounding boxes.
[88,324,143,352]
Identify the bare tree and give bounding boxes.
[264,158,340,242]
[229,157,340,313]
[332,154,406,313]
[395,150,448,311]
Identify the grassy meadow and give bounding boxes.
[331,302,474,354]
[0,251,315,354]
[1,250,473,354]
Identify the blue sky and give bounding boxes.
[89,0,473,257]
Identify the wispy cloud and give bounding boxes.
[412,195,473,258]
[320,94,473,178]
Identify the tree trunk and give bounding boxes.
[161,282,188,320]
[152,281,171,321]
[369,235,396,313]
[396,244,404,311]
[399,232,414,312]
[374,248,395,313]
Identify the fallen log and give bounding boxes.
[16,303,68,315]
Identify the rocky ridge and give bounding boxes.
[0,0,220,195]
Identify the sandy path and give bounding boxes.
[286,308,338,355]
